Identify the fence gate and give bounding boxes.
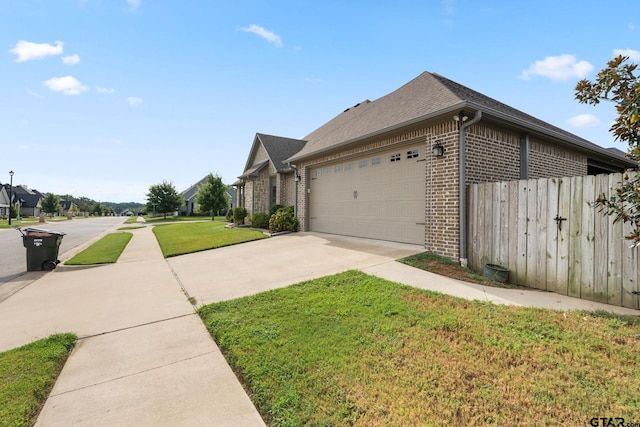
[467,172,639,309]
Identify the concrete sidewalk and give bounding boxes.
[0,225,265,426]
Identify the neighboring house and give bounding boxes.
[180,176,208,215]
[0,186,9,219]
[59,200,76,216]
[180,176,235,215]
[274,71,637,264]
[12,185,43,218]
[234,133,307,216]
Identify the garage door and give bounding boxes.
[308,144,425,245]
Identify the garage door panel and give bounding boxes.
[309,144,425,245]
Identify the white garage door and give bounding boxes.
[309,143,426,245]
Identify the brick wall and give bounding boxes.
[528,138,587,178]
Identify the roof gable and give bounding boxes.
[292,72,462,160]
[241,133,306,176]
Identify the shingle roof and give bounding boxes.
[287,71,635,168]
[257,134,307,172]
[180,176,208,201]
[12,186,43,208]
[239,160,269,179]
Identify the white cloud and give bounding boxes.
[520,54,593,81]
[96,86,115,94]
[613,48,640,62]
[241,24,283,47]
[568,114,600,128]
[43,76,88,95]
[128,97,143,106]
[630,23,638,32]
[126,0,141,10]
[62,54,80,65]
[10,40,63,62]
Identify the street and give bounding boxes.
[0,216,127,285]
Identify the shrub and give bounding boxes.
[269,206,299,233]
[225,208,233,221]
[269,204,286,217]
[233,207,247,225]
[249,212,270,229]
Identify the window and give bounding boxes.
[358,159,368,168]
[345,163,353,171]
[390,153,401,162]
[270,176,277,206]
[315,169,322,177]
[407,149,419,159]
[323,168,331,176]
[335,164,343,173]
[372,156,381,166]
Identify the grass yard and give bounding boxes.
[0,333,76,427]
[153,221,266,257]
[199,270,640,426]
[65,232,133,265]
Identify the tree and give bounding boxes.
[93,203,105,216]
[41,193,61,217]
[146,180,182,219]
[195,173,228,220]
[575,54,640,245]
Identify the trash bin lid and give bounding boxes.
[22,227,66,236]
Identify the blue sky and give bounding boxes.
[1,0,638,203]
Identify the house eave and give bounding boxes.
[286,102,467,163]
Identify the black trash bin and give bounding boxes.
[19,227,66,271]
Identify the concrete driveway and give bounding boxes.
[167,232,424,305]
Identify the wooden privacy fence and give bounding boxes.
[467,172,639,309]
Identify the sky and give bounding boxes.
[1,0,638,203]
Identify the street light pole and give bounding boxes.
[8,171,14,225]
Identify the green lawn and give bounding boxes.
[199,270,640,426]
[65,232,133,265]
[0,334,76,427]
[152,221,266,257]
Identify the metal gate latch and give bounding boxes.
[554,214,567,231]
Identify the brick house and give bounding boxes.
[281,71,635,264]
[235,133,307,216]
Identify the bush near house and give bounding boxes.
[269,206,298,233]
[248,212,270,229]
[269,204,286,216]
[225,208,233,222]
[233,207,247,225]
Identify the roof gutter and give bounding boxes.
[459,110,482,268]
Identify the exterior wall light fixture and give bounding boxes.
[432,141,445,157]
[453,110,469,123]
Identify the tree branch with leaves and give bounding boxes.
[575,55,640,246]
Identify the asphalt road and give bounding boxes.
[0,216,127,285]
